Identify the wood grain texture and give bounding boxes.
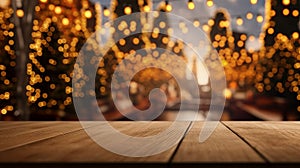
[223,122,300,163]
[0,121,300,167]
[172,122,264,163]
[0,122,190,163]
[0,122,92,151]
[0,122,38,130]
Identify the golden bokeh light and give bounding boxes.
[103,7,110,17]
[165,2,172,12]
[282,0,290,6]
[250,0,258,5]
[143,5,150,12]
[236,17,243,25]
[246,12,253,20]
[256,15,264,23]
[292,10,299,17]
[84,10,92,19]
[283,8,290,15]
[16,9,24,18]
[54,6,62,14]
[62,18,69,25]
[188,0,195,10]
[124,6,132,15]
[206,0,214,7]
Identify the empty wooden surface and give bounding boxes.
[223,122,300,163]
[172,122,264,163]
[0,121,299,168]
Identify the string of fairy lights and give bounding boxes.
[0,0,299,119]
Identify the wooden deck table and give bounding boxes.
[0,121,299,168]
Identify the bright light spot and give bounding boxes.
[256,15,264,23]
[193,20,200,27]
[283,8,290,16]
[206,0,214,7]
[246,12,253,20]
[124,6,132,15]
[292,32,299,39]
[84,10,92,19]
[282,0,290,5]
[103,7,110,17]
[16,9,24,18]
[292,10,299,17]
[62,18,69,26]
[188,1,195,10]
[223,89,232,99]
[143,5,150,12]
[54,6,62,14]
[236,17,243,25]
[165,3,172,12]
[1,109,7,115]
[250,0,257,5]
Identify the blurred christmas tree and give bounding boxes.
[258,0,299,105]
[28,0,91,120]
[0,7,17,120]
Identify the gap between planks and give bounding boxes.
[221,121,269,163]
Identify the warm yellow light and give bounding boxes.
[246,12,253,20]
[219,20,229,28]
[48,4,55,10]
[292,32,299,39]
[165,3,172,12]
[132,37,139,45]
[1,109,7,115]
[256,15,263,23]
[250,0,257,5]
[103,7,110,17]
[292,10,299,17]
[193,20,200,27]
[143,5,150,12]
[223,88,232,99]
[283,8,289,16]
[236,17,243,25]
[62,18,69,25]
[124,6,132,15]
[208,19,214,26]
[188,1,195,10]
[119,39,126,46]
[55,6,62,14]
[202,24,209,32]
[267,28,274,34]
[84,10,92,19]
[282,0,290,5]
[206,0,214,7]
[16,9,24,18]
[40,0,48,3]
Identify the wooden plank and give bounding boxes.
[0,122,40,130]
[0,121,190,164]
[223,122,300,163]
[172,121,264,163]
[0,122,92,151]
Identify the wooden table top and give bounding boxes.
[0,121,299,168]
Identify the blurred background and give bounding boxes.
[0,0,299,121]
